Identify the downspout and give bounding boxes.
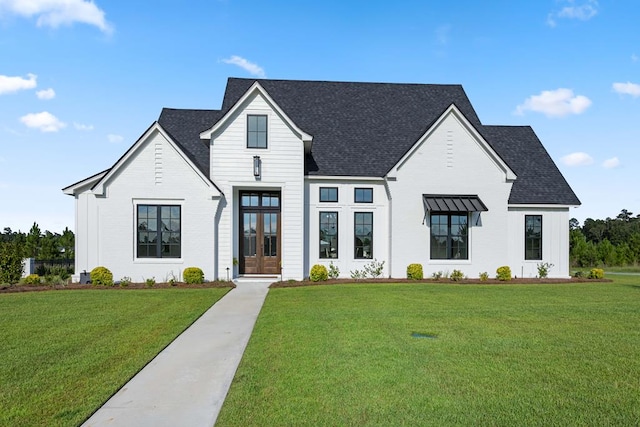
[383,177,392,278]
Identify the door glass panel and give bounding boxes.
[263,213,278,257]
[243,213,257,256]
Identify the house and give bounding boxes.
[63,78,580,281]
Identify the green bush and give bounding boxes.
[183,267,204,284]
[22,274,41,285]
[431,271,443,281]
[145,277,156,287]
[90,266,114,287]
[450,269,464,281]
[496,266,512,281]
[119,276,132,287]
[588,268,605,279]
[310,264,328,282]
[479,272,489,281]
[537,262,554,279]
[406,263,423,280]
[328,261,340,279]
[0,241,24,284]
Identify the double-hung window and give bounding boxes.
[319,212,338,258]
[525,215,542,260]
[137,205,181,258]
[430,213,468,259]
[354,212,373,259]
[247,115,267,148]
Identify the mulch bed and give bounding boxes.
[270,277,611,288]
[0,281,235,294]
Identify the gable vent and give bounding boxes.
[154,139,162,185]
[446,129,453,168]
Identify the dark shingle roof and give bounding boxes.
[158,108,222,176]
[157,78,580,206]
[480,125,580,205]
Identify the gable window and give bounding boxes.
[320,212,338,258]
[137,205,181,258]
[247,115,267,148]
[355,188,373,203]
[354,212,373,259]
[320,187,338,202]
[525,215,542,260]
[430,213,468,259]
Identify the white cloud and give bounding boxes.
[547,0,598,26]
[107,133,123,143]
[562,152,594,167]
[0,0,112,33]
[515,88,591,118]
[36,88,55,100]
[221,55,265,78]
[19,111,66,132]
[603,157,620,169]
[74,122,93,131]
[0,73,37,95]
[612,82,640,98]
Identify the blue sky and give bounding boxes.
[1,0,638,232]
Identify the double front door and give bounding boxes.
[239,191,281,275]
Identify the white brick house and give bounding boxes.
[63,78,580,281]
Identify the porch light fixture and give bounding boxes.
[253,155,261,177]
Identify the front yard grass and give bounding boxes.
[218,278,640,426]
[0,288,230,427]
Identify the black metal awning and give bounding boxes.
[423,194,488,212]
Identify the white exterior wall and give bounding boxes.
[507,207,571,278]
[387,110,513,278]
[306,179,389,278]
[210,91,305,280]
[74,129,220,282]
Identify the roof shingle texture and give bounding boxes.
[158,77,580,206]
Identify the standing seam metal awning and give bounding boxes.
[423,194,488,212]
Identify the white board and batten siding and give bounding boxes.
[306,179,389,278]
[209,91,305,280]
[386,108,514,279]
[73,127,220,282]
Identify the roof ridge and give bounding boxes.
[227,76,464,88]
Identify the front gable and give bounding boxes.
[92,122,221,198]
[387,104,516,182]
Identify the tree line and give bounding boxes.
[1,223,75,260]
[571,209,640,267]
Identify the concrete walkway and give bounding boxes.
[82,279,271,427]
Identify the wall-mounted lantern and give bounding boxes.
[253,155,261,177]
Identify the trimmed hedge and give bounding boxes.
[496,266,512,281]
[183,267,204,284]
[406,263,423,280]
[310,264,328,282]
[90,266,114,287]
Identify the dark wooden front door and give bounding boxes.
[240,191,281,275]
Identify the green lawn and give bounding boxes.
[0,288,230,427]
[218,278,640,426]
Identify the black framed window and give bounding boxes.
[355,188,373,203]
[354,212,373,259]
[320,187,338,202]
[525,215,542,260]
[247,115,267,148]
[430,213,468,259]
[320,212,338,258]
[137,205,181,258]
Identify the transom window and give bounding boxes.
[319,212,338,259]
[247,115,267,149]
[355,188,373,203]
[241,192,280,208]
[525,215,542,260]
[354,212,373,259]
[319,187,338,202]
[137,205,181,258]
[430,213,468,260]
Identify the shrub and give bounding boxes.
[496,266,512,281]
[90,266,114,287]
[537,262,554,279]
[588,268,604,279]
[310,264,328,282]
[363,259,385,278]
[183,267,204,284]
[406,263,423,280]
[327,261,340,279]
[573,270,584,278]
[145,277,156,287]
[431,271,443,281]
[479,272,489,281]
[22,274,41,285]
[350,269,365,280]
[450,269,464,281]
[119,276,132,287]
[0,241,24,285]
[45,275,67,286]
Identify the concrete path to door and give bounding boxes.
[82,279,271,427]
